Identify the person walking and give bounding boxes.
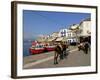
[84,41,89,54]
[62,43,68,58]
[60,43,64,60]
[54,44,62,64]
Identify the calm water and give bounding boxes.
[23,40,32,57]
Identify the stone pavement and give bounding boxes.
[23,46,90,69]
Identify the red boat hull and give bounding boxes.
[29,47,55,55]
[29,48,44,54]
[46,47,55,51]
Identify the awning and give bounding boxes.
[56,37,63,41]
[79,34,91,37]
[47,37,56,42]
[62,37,67,41]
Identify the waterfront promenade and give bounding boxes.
[23,46,90,69]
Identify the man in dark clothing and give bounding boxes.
[62,44,67,58]
[84,42,89,54]
[54,45,62,64]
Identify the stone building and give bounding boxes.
[79,18,91,43]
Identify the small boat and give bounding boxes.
[29,45,55,55]
[29,45,45,55]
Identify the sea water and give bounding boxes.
[23,40,32,57]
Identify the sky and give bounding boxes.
[23,10,90,40]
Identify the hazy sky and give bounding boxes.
[23,10,90,40]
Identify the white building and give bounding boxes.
[58,27,79,43]
[79,18,91,42]
[67,24,80,44]
[67,29,77,43]
[56,28,68,43]
[79,18,91,37]
[58,28,68,37]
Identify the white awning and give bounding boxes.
[47,37,56,42]
[80,34,91,37]
[56,37,63,41]
[62,37,67,41]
